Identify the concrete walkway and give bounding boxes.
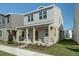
[0,45,51,56]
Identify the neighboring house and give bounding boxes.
[73,4,79,44]
[0,14,24,42]
[64,29,72,39]
[16,5,64,46]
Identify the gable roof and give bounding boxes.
[24,4,56,16]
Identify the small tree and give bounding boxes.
[7,30,14,44]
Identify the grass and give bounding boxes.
[1,39,79,56]
[0,50,15,56]
[23,40,79,56]
[0,40,25,47]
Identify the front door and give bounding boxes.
[12,31,17,39]
[35,31,38,41]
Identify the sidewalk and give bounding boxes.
[0,45,52,56]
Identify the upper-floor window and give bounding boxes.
[43,10,47,14]
[39,10,47,20]
[43,10,47,19]
[31,14,33,21]
[39,11,42,19]
[3,18,5,24]
[28,14,34,22]
[39,11,42,15]
[28,15,30,22]
[7,17,9,23]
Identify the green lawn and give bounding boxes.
[0,50,15,56]
[0,40,25,47]
[23,40,79,56]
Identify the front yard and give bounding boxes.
[0,39,79,56]
[23,40,79,56]
[0,50,15,56]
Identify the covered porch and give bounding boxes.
[16,24,54,46]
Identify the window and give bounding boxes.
[43,10,47,14]
[28,14,34,22]
[39,16,42,19]
[0,30,2,36]
[39,10,47,20]
[44,15,47,19]
[7,17,9,23]
[45,29,48,36]
[39,11,42,19]
[39,11,42,15]
[28,15,30,22]
[3,18,5,24]
[43,10,47,19]
[31,14,33,21]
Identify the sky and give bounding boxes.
[0,3,75,30]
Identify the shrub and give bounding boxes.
[7,30,14,44]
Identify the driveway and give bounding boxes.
[0,45,52,56]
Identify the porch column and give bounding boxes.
[16,30,20,42]
[48,25,51,41]
[33,27,35,43]
[26,28,29,42]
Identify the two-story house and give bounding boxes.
[16,5,64,46]
[0,14,24,42]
